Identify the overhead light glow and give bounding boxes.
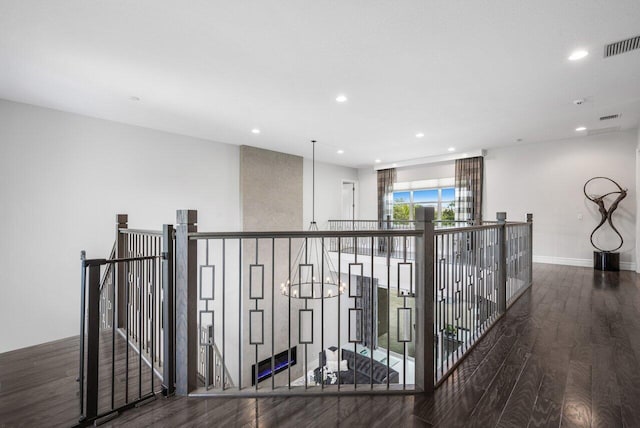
[416,132,425,138]
[336,94,348,103]
[375,159,381,163]
[575,126,587,131]
[568,50,589,61]
[448,147,455,152]
[251,128,261,134]
[337,149,344,154]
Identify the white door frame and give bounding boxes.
[341,179,358,221]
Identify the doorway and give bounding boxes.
[341,181,357,221]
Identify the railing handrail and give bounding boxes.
[328,219,416,223]
[328,219,528,225]
[188,229,423,240]
[106,255,160,263]
[98,242,116,292]
[328,219,471,223]
[119,228,163,236]
[434,223,501,234]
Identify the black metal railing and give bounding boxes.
[432,213,533,385]
[78,254,161,425]
[77,216,176,426]
[80,208,532,415]
[184,215,425,395]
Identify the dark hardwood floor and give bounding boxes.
[1,263,639,427]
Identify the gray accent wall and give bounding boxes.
[239,146,305,387]
[240,145,303,232]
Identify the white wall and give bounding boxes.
[484,130,637,270]
[636,127,640,272]
[396,162,454,184]
[0,99,240,352]
[357,167,377,220]
[303,159,358,228]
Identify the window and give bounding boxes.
[393,186,455,221]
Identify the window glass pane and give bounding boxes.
[413,189,438,203]
[441,187,455,201]
[393,191,410,203]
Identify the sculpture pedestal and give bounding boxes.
[593,251,619,271]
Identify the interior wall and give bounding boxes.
[636,127,640,273]
[484,130,637,270]
[239,146,304,386]
[303,159,359,227]
[241,146,303,232]
[357,168,378,220]
[0,99,241,353]
[396,162,455,183]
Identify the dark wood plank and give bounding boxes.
[496,353,544,427]
[465,342,530,428]
[591,344,622,428]
[561,360,592,427]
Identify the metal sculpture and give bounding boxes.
[583,176,627,252]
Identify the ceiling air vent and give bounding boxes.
[604,35,640,58]
[599,114,620,121]
[587,126,621,136]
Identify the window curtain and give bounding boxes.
[356,276,378,349]
[455,157,483,223]
[377,168,396,226]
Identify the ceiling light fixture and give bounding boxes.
[416,132,425,138]
[448,147,455,152]
[335,94,348,103]
[375,159,381,163]
[568,50,589,61]
[337,149,344,154]
[575,126,587,131]
[251,128,261,134]
[280,140,344,300]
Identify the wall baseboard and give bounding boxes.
[533,255,637,272]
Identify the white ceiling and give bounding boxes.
[1,1,639,168]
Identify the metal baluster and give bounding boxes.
[222,239,226,391]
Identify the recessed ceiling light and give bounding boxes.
[251,128,261,134]
[337,149,344,154]
[568,50,589,61]
[416,132,425,138]
[448,147,455,152]
[575,126,587,131]
[375,159,381,163]
[129,96,140,101]
[336,94,348,103]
